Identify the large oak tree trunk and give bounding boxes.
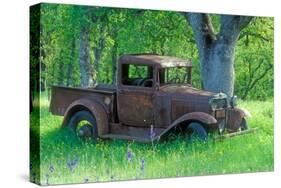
[79,27,93,87]
[201,37,236,96]
[185,13,252,96]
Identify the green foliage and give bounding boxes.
[235,17,274,100]
[30,6,274,184]
[35,3,273,100]
[128,65,149,78]
[30,94,273,185]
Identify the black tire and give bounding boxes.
[187,122,208,142]
[68,110,98,141]
[240,118,249,131]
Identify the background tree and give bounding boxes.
[235,17,274,100]
[185,13,252,96]
[33,4,273,101]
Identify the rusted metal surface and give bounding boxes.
[119,54,192,68]
[215,109,226,119]
[49,54,250,142]
[50,86,114,115]
[157,112,217,141]
[117,87,154,126]
[106,123,165,143]
[172,112,217,126]
[226,107,246,133]
[153,94,171,127]
[62,98,110,136]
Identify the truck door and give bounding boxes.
[117,63,154,126]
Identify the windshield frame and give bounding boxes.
[157,66,192,86]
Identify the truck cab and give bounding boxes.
[117,55,193,128]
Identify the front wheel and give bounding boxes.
[67,111,98,141]
[186,122,208,142]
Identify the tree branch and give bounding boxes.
[239,31,270,42]
[185,13,216,48]
[248,63,272,91]
[242,60,272,99]
[219,15,253,43]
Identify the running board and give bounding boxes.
[100,134,153,143]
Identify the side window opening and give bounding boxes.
[122,64,153,87]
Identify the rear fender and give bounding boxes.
[62,98,109,136]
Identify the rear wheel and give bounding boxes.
[186,122,208,142]
[67,111,98,141]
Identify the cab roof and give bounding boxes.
[119,54,192,68]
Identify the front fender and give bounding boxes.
[157,112,217,141]
[171,112,217,126]
[62,98,109,136]
[227,107,250,132]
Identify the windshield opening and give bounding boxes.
[159,67,191,85]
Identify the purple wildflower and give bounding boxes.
[140,157,145,173]
[127,149,133,162]
[67,156,78,172]
[49,164,55,173]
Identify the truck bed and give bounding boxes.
[49,84,116,116]
[91,84,116,93]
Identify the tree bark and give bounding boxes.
[110,28,118,84]
[66,38,75,87]
[79,27,93,87]
[93,23,106,85]
[185,13,252,96]
[57,58,65,86]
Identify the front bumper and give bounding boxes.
[214,128,258,140]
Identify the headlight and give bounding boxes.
[209,92,228,111]
[230,95,237,108]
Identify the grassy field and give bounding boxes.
[30,94,274,185]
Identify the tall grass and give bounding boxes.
[30,95,273,185]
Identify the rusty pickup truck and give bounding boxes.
[50,54,251,143]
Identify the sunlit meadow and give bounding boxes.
[30,94,273,185]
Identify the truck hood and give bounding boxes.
[160,84,214,98]
[159,85,215,120]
